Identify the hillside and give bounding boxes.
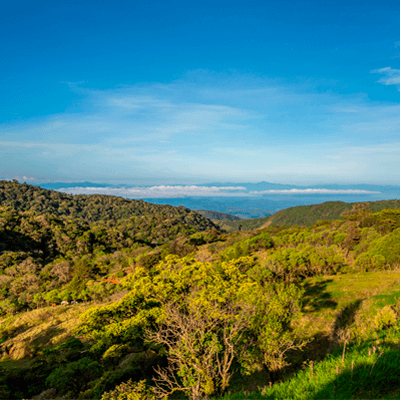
[3,191,400,399]
[217,199,400,233]
[215,215,271,232]
[257,199,400,229]
[0,180,218,232]
[196,209,242,221]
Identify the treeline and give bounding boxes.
[0,180,218,230]
[261,199,400,227]
[218,199,400,232]
[196,209,242,221]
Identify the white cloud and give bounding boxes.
[58,185,248,198]
[4,88,253,148]
[56,185,384,198]
[371,67,400,86]
[251,189,380,195]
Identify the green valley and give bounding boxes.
[2,181,400,399]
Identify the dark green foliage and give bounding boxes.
[196,209,242,221]
[259,200,400,229]
[46,357,102,395]
[0,181,222,313]
[0,180,218,230]
[189,229,223,245]
[216,215,271,232]
[0,362,51,399]
[265,201,353,227]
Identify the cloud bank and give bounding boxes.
[57,185,381,198]
[59,185,248,198]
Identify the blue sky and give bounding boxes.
[1,0,400,186]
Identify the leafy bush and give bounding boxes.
[354,252,386,272]
[219,232,273,262]
[375,305,397,330]
[101,379,155,400]
[46,357,102,395]
[369,228,400,266]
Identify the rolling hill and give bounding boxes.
[2,182,400,399]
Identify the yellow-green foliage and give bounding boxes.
[78,255,303,399]
[374,305,398,330]
[101,379,155,400]
[218,232,273,262]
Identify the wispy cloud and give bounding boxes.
[3,71,400,184]
[58,185,248,198]
[371,67,400,86]
[4,86,253,147]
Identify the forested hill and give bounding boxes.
[196,209,242,221]
[214,199,400,231]
[4,187,400,398]
[261,199,400,228]
[0,180,218,231]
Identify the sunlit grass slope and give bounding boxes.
[218,270,400,399]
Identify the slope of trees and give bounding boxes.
[264,200,400,228]
[0,180,218,230]
[2,185,400,399]
[0,204,226,315]
[196,209,242,221]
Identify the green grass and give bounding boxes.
[214,270,400,400]
[372,290,400,308]
[217,327,400,399]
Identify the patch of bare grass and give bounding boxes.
[0,303,99,360]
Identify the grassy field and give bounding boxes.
[219,338,400,399]
[214,269,400,399]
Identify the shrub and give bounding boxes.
[369,228,400,266]
[46,357,102,395]
[375,305,397,330]
[100,379,155,400]
[354,252,386,272]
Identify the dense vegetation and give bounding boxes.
[3,182,400,399]
[196,209,242,222]
[217,215,271,232]
[0,180,218,230]
[0,208,223,315]
[219,199,400,232]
